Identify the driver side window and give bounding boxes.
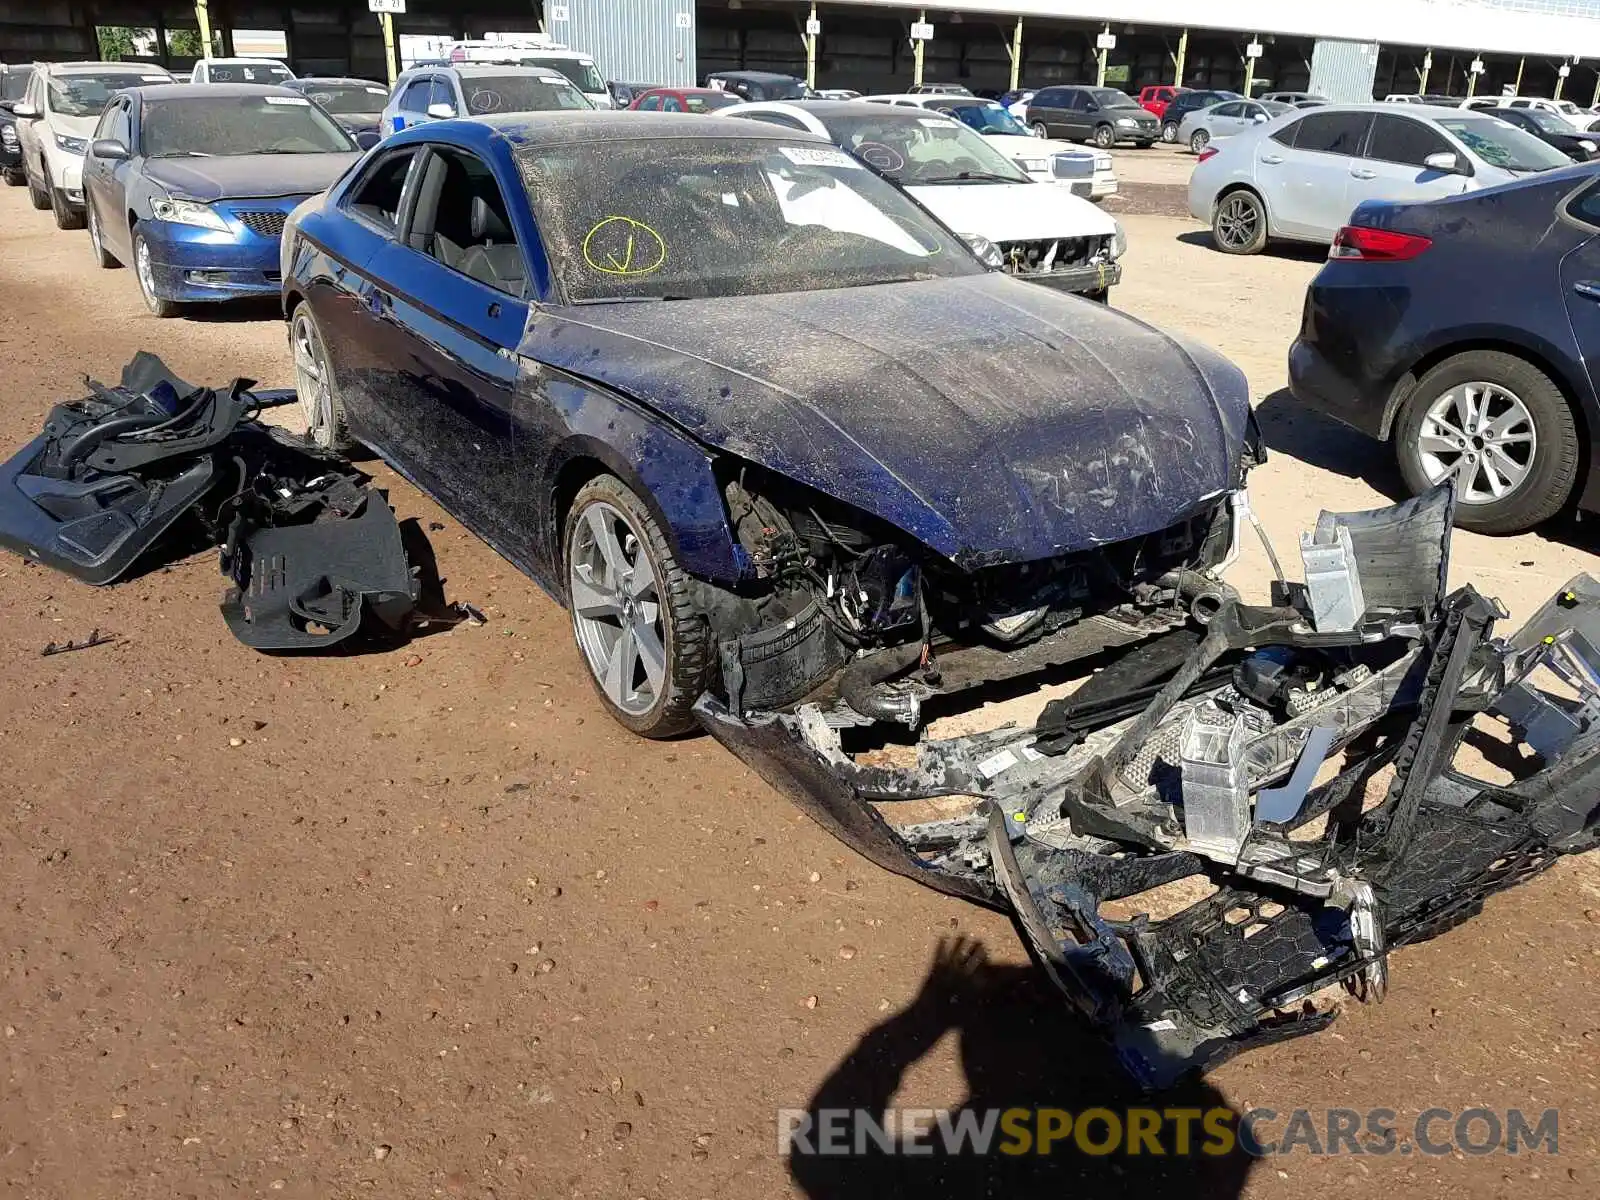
[406,146,527,298]
[429,76,457,115]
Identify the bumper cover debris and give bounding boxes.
[698,486,1600,1087]
[0,353,424,651]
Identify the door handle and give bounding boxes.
[1350,168,1377,179]
[487,301,501,318]
[1574,280,1600,303]
[1259,154,1284,165]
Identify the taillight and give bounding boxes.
[1329,224,1432,261]
[1197,147,1219,163]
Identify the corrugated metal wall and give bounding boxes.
[549,0,695,88]
[1308,38,1381,101]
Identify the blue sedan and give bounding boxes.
[281,111,1253,743]
[82,83,361,316]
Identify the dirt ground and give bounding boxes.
[2,156,1599,1200]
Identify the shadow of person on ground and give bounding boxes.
[787,936,1254,1200]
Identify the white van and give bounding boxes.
[446,37,609,108]
[191,57,294,85]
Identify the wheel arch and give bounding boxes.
[1214,181,1271,230]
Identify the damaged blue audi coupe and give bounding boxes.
[276,113,1600,1086]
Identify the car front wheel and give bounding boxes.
[1161,120,1179,143]
[565,475,710,738]
[133,231,179,317]
[1093,124,1116,148]
[1211,189,1267,254]
[1395,351,1579,534]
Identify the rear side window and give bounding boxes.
[397,78,432,111]
[1212,102,1243,119]
[1291,111,1373,155]
[1569,180,1600,227]
[1034,88,1064,107]
[1366,115,1451,166]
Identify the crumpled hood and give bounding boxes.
[907,180,1116,240]
[143,151,359,202]
[525,273,1250,566]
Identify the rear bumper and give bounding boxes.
[1287,336,1390,439]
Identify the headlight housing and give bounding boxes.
[1017,156,1047,172]
[53,132,87,154]
[1,125,16,148]
[151,197,232,232]
[1115,117,1136,127]
[964,234,1005,270]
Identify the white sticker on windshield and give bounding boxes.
[142,75,171,82]
[779,145,861,169]
[366,87,388,95]
[264,95,311,106]
[917,116,957,127]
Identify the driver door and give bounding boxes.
[82,98,133,260]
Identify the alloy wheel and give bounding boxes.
[1190,129,1210,154]
[1094,125,1114,148]
[1416,382,1538,504]
[291,311,336,447]
[568,501,667,717]
[1162,121,1178,143]
[135,239,158,303]
[1213,193,1261,250]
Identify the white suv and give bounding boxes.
[191,57,294,84]
[13,60,174,228]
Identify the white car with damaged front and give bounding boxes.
[726,99,1124,299]
[866,93,1117,200]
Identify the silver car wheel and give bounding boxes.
[88,205,102,258]
[1417,381,1538,504]
[1213,193,1261,250]
[291,311,335,448]
[568,500,666,717]
[135,238,158,302]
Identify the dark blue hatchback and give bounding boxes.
[81,83,360,316]
[1289,162,1600,533]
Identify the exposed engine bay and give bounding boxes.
[696,482,1600,1087]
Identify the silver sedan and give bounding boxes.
[1178,98,1293,154]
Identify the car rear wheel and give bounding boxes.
[289,303,350,451]
[1395,351,1579,534]
[1093,124,1116,149]
[87,201,118,268]
[564,475,709,738]
[1211,189,1267,255]
[1030,121,1048,137]
[1161,120,1180,143]
[1189,128,1211,154]
[2,166,24,187]
[132,231,179,318]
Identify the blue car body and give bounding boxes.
[82,83,360,305]
[1289,161,1600,518]
[282,112,1254,597]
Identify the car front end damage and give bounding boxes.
[689,476,1600,1088]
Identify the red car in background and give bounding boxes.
[1137,84,1188,119]
[628,87,745,113]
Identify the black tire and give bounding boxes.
[1093,124,1115,149]
[132,230,179,317]
[1189,128,1211,154]
[1135,140,1156,149]
[1211,187,1268,255]
[1394,351,1580,535]
[1030,120,1048,138]
[287,301,351,451]
[2,166,24,187]
[26,166,49,209]
[50,185,84,230]
[86,200,118,268]
[563,474,710,738]
[1161,120,1179,143]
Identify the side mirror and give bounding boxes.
[1084,101,1099,113]
[90,138,129,160]
[355,130,381,150]
[1253,112,1269,123]
[12,101,39,119]
[1423,150,1464,174]
[426,102,456,119]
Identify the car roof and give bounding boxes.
[290,76,385,88]
[638,86,727,95]
[131,82,298,101]
[390,110,812,149]
[408,63,571,81]
[706,70,799,82]
[751,99,952,121]
[38,60,172,75]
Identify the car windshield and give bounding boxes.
[720,76,807,101]
[934,101,1031,136]
[685,92,742,112]
[815,112,1031,184]
[1554,100,1582,115]
[1260,101,1294,116]
[209,62,291,84]
[460,74,592,114]
[1437,116,1572,171]
[300,82,389,115]
[511,55,605,94]
[2,68,31,103]
[1088,88,1139,109]
[47,70,163,116]
[1514,107,1573,133]
[142,95,357,157]
[516,136,984,303]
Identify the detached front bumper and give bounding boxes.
[695,486,1600,1089]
